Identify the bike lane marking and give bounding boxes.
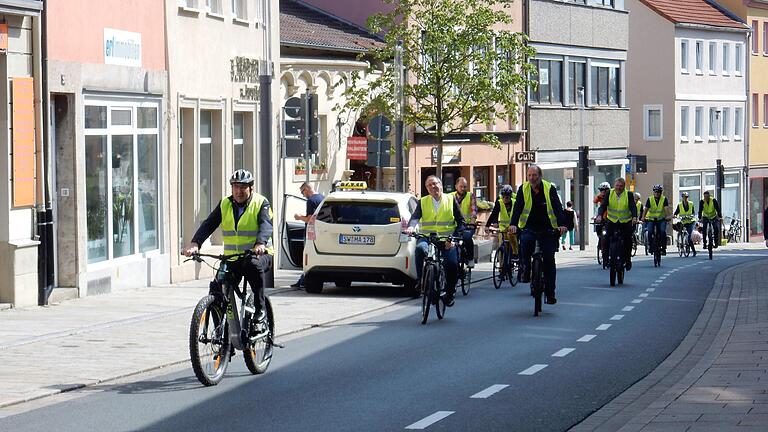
[639,293,649,298]
[610,314,624,320]
[646,288,656,292]
[470,384,509,399]
[518,364,548,375]
[552,348,576,357]
[596,324,612,331]
[622,306,635,311]
[631,299,643,304]
[577,335,597,342]
[405,411,455,430]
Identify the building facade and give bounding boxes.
[626,0,749,233]
[0,0,44,307]
[45,0,168,302]
[167,0,280,282]
[718,0,768,239]
[526,0,630,242]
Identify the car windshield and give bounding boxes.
[316,201,400,225]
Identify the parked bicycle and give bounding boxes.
[528,229,559,316]
[185,251,277,386]
[725,216,741,244]
[407,232,460,325]
[457,223,478,296]
[487,227,519,289]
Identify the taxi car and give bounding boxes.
[303,181,419,294]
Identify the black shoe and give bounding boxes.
[521,272,531,283]
[713,243,719,249]
[290,282,303,288]
[693,249,697,257]
[445,293,455,307]
[545,296,557,305]
[229,346,236,359]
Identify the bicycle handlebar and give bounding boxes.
[181,250,254,264]
[403,231,462,243]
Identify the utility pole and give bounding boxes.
[304,88,311,185]
[394,40,405,192]
[578,87,588,251]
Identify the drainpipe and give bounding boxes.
[744,27,751,242]
[37,0,54,305]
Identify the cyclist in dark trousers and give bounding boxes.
[509,165,567,305]
[595,177,638,270]
[674,192,697,257]
[699,190,722,249]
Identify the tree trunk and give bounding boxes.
[436,132,443,183]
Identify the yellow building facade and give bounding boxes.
[719,1,768,238]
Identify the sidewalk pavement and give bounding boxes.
[0,241,763,422]
[571,254,768,432]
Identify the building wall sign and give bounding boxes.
[12,77,36,208]
[231,56,260,84]
[104,28,142,67]
[431,146,462,165]
[0,24,8,52]
[515,151,536,163]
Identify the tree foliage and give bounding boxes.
[342,0,536,179]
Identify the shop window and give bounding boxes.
[679,174,701,206]
[200,110,213,217]
[84,100,161,263]
[233,112,245,170]
[722,173,740,220]
[473,167,490,201]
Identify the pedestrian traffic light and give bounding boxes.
[578,146,589,186]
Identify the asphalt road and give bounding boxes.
[1,249,764,432]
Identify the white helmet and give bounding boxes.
[229,169,254,186]
[598,182,611,191]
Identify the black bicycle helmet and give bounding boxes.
[652,184,663,192]
[500,184,514,196]
[230,169,255,186]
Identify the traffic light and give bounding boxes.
[716,159,725,190]
[300,93,319,153]
[635,155,647,173]
[282,94,319,158]
[578,146,589,186]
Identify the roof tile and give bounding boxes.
[640,0,747,29]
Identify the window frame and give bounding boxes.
[680,105,689,142]
[644,104,663,141]
[589,62,620,107]
[231,0,248,22]
[708,41,716,75]
[735,107,743,140]
[694,106,704,142]
[722,107,730,141]
[753,93,760,128]
[680,39,689,73]
[529,58,563,106]
[695,41,704,74]
[753,20,760,54]
[722,43,730,76]
[735,43,743,75]
[708,107,718,141]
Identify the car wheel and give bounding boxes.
[335,280,352,288]
[304,274,324,294]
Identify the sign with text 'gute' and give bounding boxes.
[515,151,536,163]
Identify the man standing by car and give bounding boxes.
[406,175,465,307]
[451,177,476,268]
[291,182,324,288]
[509,165,567,305]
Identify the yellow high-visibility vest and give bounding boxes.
[607,189,632,223]
[518,180,558,229]
[419,194,457,236]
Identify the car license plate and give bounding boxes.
[339,234,375,245]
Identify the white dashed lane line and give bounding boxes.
[470,384,509,399]
[518,364,548,375]
[646,288,656,292]
[577,335,597,342]
[610,314,624,320]
[596,324,612,331]
[405,412,455,430]
[622,306,635,311]
[552,348,575,357]
[631,299,643,304]
[639,293,649,298]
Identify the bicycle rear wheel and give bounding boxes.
[461,265,471,296]
[531,258,543,316]
[677,233,684,257]
[190,295,230,386]
[508,259,518,287]
[492,247,504,289]
[597,238,603,265]
[243,296,275,375]
[435,266,446,320]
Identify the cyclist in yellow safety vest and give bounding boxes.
[509,165,567,305]
[485,184,519,267]
[450,177,477,268]
[674,191,697,257]
[595,177,639,270]
[183,169,274,322]
[642,184,672,255]
[406,175,466,307]
[698,190,722,249]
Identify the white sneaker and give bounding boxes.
[467,261,475,269]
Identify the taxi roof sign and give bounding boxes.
[336,181,368,191]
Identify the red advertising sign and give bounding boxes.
[0,24,7,52]
[346,136,367,160]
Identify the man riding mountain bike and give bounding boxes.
[674,191,697,257]
[182,169,274,323]
[509,165,567,305]
[642,184,671,256]
[450,176,477,268]
[699,190,723,249]
[595,178,638,270]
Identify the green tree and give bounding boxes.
[342,0,535,181]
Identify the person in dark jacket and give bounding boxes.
[509,165,567,305]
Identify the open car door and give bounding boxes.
[280,193,307,268]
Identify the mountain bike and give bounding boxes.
[488,227,519,289]
[407,232,460,325]
[702,217,717,260]
[185,251,278,386]
[528,228,559,317]
[648,219,666,267]
[604,223,626,287]
[457,223,477,296]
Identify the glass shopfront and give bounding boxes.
[84,98,161,264]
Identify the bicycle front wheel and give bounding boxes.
[492,247,505,289]
[244,296,275,375]
[190,295,230,386]
[461,265,471,296]
[420,264,435,325]
[435,266,446,320]
[531,258,543,316]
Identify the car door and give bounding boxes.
[280,193,307,268]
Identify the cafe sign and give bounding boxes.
[431,146,462,165]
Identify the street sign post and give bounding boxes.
[283,96,303,158]
[367,114,392,190]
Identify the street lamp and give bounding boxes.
[578,86,587,251]
[715,109,722,207]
